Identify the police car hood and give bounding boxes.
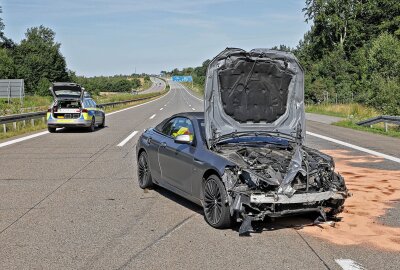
[204,48,305,148]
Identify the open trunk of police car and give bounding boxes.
[49,83,84,120]
[204,48,348,234]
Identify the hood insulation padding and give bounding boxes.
[218,59,293,123]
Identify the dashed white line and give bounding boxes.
[189,104,191,107]
[160,108,164,111]
[335,259,366,270]
[149,114,156,119]
[307,131,400,164]
[192,108,196,111]
[117,130,138,147]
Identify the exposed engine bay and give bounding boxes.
[216,143,348,235]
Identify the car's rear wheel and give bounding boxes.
[48,127,56,133]
[138,151,153,188]
[88,117,95,132]
[99,114,105,128]
[203,175,231,228]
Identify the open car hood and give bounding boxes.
[204,48,305,148]
[49,82,84,100]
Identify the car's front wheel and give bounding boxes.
[137,151,153,188]
[203,175,231,229]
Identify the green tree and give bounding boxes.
[0,47,15,78]
[36,77,51,96]
[365,33,400,115]
[12,25,69,95]
[302,0,400,59]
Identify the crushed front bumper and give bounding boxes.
[231,190,348,235]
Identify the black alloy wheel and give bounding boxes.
[203,175,231,228]
[138,152,153,188]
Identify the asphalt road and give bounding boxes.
[139,77,166,94]
[0,81,399,270]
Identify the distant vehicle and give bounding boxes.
[47,82,105,133]
[136,48,348,234]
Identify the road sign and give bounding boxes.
[172,76,193,82]
[0,79,25,103]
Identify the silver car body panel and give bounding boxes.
[204,48,305,148]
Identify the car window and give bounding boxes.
[161,117,194,139]
[198,119,206,141]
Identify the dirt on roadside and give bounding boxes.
[302,150,400,251]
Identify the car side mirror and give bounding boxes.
[174,134,192,144]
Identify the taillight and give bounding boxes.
[81,109,88,113]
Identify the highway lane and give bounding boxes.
[139,77,166,94]
[0,81,399,269]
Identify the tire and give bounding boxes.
[137,151,153,189]
[99,114,105,128]
[88,117,95,132]
[48,127,56,133]
[203,175,231,229]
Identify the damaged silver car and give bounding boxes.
[136,48,348,235]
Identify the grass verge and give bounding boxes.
[181,82,204,98]
[306,103,400,138]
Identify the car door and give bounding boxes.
[157,117,195,195]
[90,99,103,124]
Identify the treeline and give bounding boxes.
[165,0,400,115]
[0,6,145,96]
[71,73,148,95]
[161,60,210,87]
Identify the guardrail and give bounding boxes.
[357,115,400,132]
[0,91,166,133]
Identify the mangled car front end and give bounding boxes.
[203,48,349,233]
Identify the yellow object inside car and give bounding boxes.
[172,127,194,141]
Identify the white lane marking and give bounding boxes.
[192,108,196,111]
[117,130,138,147]
[307,131,400,164]
[181,83,203,102]
[164,104,167,107]
[0,131,49,148]
[189,104,191,107]
[335,259,366,270]
[0,89,173,149]
[160,108,164,111]
[149,114,156,119]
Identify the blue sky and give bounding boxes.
[1,0,311,76]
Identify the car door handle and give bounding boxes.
[160,142,167,148]
[194,158,204,165]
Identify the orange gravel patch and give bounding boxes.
[302,149,400,251]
